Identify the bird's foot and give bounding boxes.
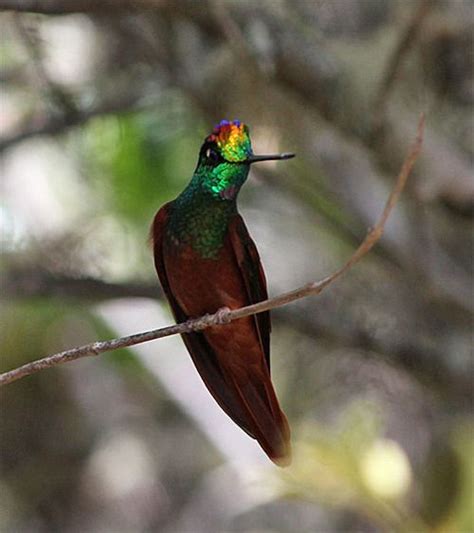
[195,307,232,331]
[214,306,232,325]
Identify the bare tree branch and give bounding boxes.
[210,0,254,64]
[13,14,73,108]
[372,0,432,133]
[0,0,163,15]
[0,115,424,387]
[2,267,160,300]
[0,93,146,154]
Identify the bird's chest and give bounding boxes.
[166,198,233,260]
[163,236,247,318]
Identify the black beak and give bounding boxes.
[246,152,295,164]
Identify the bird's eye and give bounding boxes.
[205,147,220,163]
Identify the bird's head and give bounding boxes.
[195,120,294,200]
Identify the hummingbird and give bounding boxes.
[151,120,295,466]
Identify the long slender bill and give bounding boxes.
[247,153,295,163]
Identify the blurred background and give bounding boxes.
[1,0,473,531]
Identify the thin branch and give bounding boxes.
[210,0,254,64]
[0,114,425,387]
[372,0,432,133]
[13,14,77,115]
[0,93,146,154]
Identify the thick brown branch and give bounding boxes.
[3,268,160,301]
[0,115,424,387]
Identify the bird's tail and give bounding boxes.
[181,332,291,466]
[227,369,292,466]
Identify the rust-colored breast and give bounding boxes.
[163,235,263,369]
[163,235,247,314]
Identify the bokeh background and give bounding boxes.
[1,1,473,531]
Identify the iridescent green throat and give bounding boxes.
[166,163,249,259]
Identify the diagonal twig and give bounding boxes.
[13,14,77,115]
[0,115,425,387]
[372,0,432,133]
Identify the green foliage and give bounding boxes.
[271,401,473,532]
[421,425,474,533]
[272,402,410,530]
[83,104,200,228]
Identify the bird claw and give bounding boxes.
[214,306,231,325]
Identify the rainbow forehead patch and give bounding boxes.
[206,119,252,162]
